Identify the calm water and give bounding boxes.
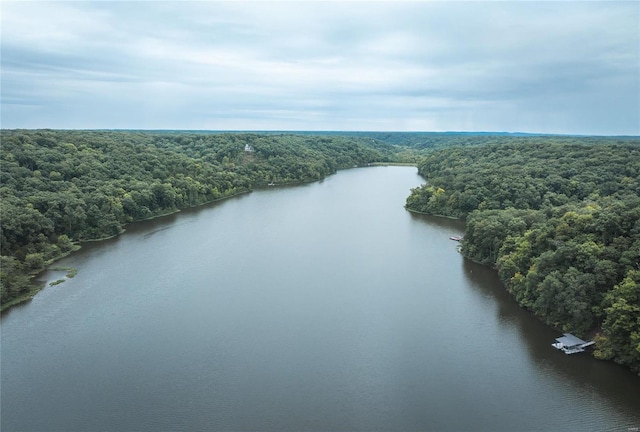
[2,166,639,432]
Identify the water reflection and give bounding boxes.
[408,212,465,232]
[3,167,640,432]
[461,258,640,423]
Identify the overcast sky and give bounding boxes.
[1,1,638,135]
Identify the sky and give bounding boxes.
[1,1,639,135]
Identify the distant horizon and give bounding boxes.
[2,128,638,138]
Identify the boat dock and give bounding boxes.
[552,333,595,354]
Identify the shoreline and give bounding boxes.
[404,206,464,220]
[368,162,418,167]
[0,246,82,313]
[0,170,356,313]
[405,209,619,370]
[0,189,254,314]
[2,166,413,313]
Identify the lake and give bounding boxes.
[2,166,639,431]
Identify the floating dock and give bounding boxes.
[552,333,595,354]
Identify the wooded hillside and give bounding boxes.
[0,130,395,308]
[405,140,640,372]
[3,130,639,373]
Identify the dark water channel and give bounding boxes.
[2,166,639,431]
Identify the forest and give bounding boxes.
[2,129,639,373]
[0,130,397,309]
[405,140,640,372]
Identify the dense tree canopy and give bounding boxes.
[3,130,640,373]
[405,140,640,372]
[0,130,395,308]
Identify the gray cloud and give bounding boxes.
[1,1,638,134]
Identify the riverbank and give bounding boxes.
[405,207,464,220]
[406,209,623,370]
[0,173,344,313]
[0,189,256,314]
[368,162,418,167]
[4,165,638,431]
[1,130,399,312]
[0,246,82,312]
[0,189,260,314]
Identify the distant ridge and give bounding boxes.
[6,128,637,139]
[133,130,639,138]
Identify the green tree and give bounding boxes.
[595,270,640,371]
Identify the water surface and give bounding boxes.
[2,166,639,431]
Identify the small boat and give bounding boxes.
[449,236,463,241]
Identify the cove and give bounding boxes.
[2,166,639,431]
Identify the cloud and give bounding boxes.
[1,1,638,134]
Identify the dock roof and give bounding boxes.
[556,333,587,347]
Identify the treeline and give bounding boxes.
[0,130,395,308]
[333,131,639,150]
[405,140,640,372]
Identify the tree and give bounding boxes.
[595,270,640,371]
